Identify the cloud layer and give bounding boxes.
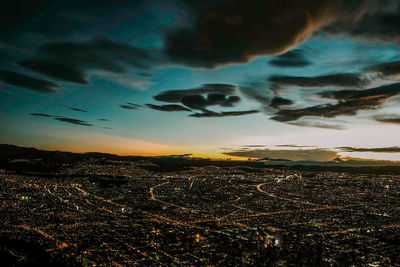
[223,148,339,161]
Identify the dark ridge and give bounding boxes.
[1,144,400,175]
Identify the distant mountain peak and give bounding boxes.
[332,157,344,162]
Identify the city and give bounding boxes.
[0,146,399,266]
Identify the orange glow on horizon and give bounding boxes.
[17,142,400,162]
[24,142,251,161]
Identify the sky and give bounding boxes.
[1,0,400,162]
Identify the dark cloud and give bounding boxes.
[0,70,58,93]
[206,93,228,104]
[146,104,191,112]
[154,84,240,110]
[180,93,240,110]
[98,118,110,122]
[31,112,94,127]
[337,146,400,153]
[242,145,268,148]
[60,104,88,113]
[222,148,338,161]
[30,113,53,117]
[269,50,311,68]
[103,127,113,130]
[324,1,400,45]
[272,100,378,122]
[207,93,240,107]
[19,37,161,84]
[54,117,93,126]
[165,0,368,68]
[120,105,139,110]
[269,73,368,88]
[19,60,89,84]
[120,102,142,110]
[319,82,400,101]
[366,60,400,77]
[270,96,294,108]
[126,102,143,108]
[154,84,236,102]
[189,110,259,118]
[181,95,208,110]
[373,114,400,125]
[287,121,345,130]
[273,83,400,122]
[227,95,240,103]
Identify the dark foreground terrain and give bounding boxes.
[0,145,399,266]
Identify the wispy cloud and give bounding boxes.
[54,117,93,126]
[146,104,191,112]
[0,70,58,93]
[30,113,53,117]
[120,102,142,110]
[59,104,88,113]
[189,110,259,118]
[18,37,162,88]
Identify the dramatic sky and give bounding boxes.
[2,0,400,161]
